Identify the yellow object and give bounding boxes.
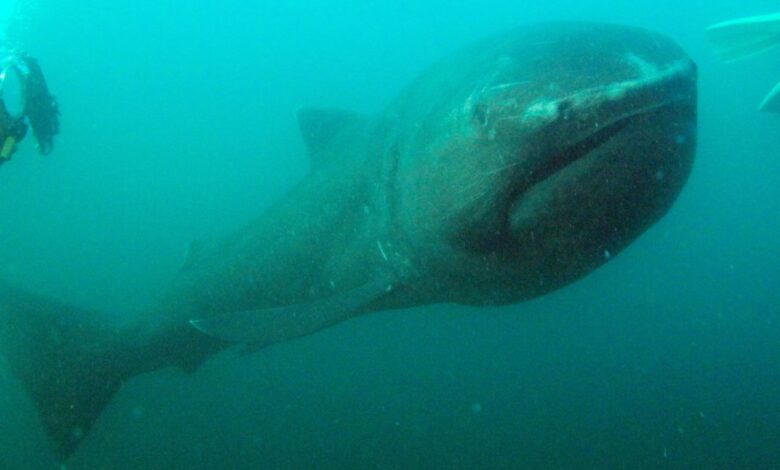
[1,136,16,160]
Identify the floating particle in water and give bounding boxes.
[603,250,611,260]
[470,402,482,415]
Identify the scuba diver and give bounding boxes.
[0,46,59,164]
[707,12,780,113]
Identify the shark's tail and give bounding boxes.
[0,281,130,460]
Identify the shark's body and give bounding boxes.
[0,23,697,459]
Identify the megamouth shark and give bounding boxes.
[0,22,697,459]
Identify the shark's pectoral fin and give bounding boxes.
[189,276,395,346]
[759,80,780,113]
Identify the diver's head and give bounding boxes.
[0,49,59,163]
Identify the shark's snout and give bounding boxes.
[510,56,697,192]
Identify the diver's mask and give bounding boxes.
[0,56,29,161]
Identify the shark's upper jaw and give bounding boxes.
[510,57,695,184]
[513,110,635,197]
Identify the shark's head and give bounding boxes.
[385,23,697,305]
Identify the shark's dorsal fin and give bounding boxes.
[189,274,395,347]
[297,107,362,168]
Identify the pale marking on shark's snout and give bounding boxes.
[521,58,694,127]
[625,53,660,79]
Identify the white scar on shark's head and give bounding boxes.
[520,57,695,129]
[625,53,659,78]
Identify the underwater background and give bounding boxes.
[0,0,778,468]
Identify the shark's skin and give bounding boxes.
[0,22,696,459]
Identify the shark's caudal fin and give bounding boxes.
[706,12,780,62]
[0,282,128,460]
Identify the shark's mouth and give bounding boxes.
[506,100,684,244]
[528,115,634,190]
[514,57,695,194]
